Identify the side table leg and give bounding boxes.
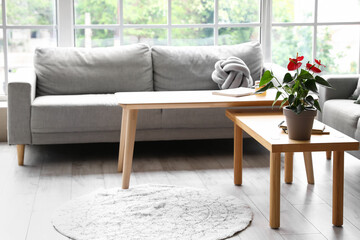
[284,152,293,183]
[303,152,314,184]
[234,124,243,185]
[118,109,129,172]
[122,109,138,189]
[333,150,344,226]
[270,152,281,228]
[326,151,332,160]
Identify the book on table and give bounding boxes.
[278,120,330,135]
[212,87,255,97]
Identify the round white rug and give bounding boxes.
[52,184,253,240]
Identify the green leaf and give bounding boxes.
[289,105,297,112]
[292,81,300,93]
[288,94,295,105]
[305,95,315,105]
[283,73,293,83]
[304,79,318,93]
[298,69,314,80]
[315,76,332,88]
[272,91,282,107]
[295,104,305,114]
[259,70,274,87]
[255,82,274,94]
[280,98,288,108]
[314,99,321,112]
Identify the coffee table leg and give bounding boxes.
[303,152,314,184]
[326,151,332,160]
[118,108,129,172]
[270,152,281,228]
[333,150,344,226]
[234,124,243,185]
[284,152,293,183]
[122,109,138,189]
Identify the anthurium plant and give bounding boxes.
[256,54,333,114]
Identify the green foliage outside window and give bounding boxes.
[3,0,358,74]
[6,0,54,25]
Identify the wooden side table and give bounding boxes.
[115,90,282,189]
[226,110,359,229]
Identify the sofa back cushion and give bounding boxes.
[34,44,153,96]
[151,41,263,91]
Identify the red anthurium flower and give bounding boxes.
[306,63,321,73]
[296,56,304,61]
[287,54,304,71]
[314,59,326,67]
[287,58,302,71]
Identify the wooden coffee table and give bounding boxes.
[225,110,359,229]
[115,90,281,189]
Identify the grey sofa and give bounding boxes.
[8,41,266,163]
[319,75,360,158]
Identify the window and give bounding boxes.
[272,0,360,74]
[0,0,360,99]
[73,0,261,47]
[0,0,57,98]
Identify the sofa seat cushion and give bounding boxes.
[34,44,153,96]
[323,99,360,138]
[31,94,161,133]
[161,108,233,129]
[152,42,263,91]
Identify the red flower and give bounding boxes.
[306,63,321,73]
[315,59,326,67]
[287,55,304,71]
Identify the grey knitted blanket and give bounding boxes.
[211,57,253,89]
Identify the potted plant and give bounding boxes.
[256,54,333,140]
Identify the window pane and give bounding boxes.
[75,29,119,48]
[318,0,360,22]
[272,26,313,67]
[124,29,167,45]
[74,0,119,25]
[123,0,167,24]
[8,29,56,71]
[219,0,260,23]
[317,26,359,74]
[219,27,259,45]
[0,2,2,25]
[172,0,214,24]
[172,28,213,46]
[0,31,4,95]
[273,0,313,23]
[7,0,55,25]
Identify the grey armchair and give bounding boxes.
[319,75,360,158]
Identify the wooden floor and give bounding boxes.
[0,139,360,240]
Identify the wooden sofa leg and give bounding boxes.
[17,144,25,166]
[326,151,332,160]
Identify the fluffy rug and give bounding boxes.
[52,185,253,240]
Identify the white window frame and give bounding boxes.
[1,0,360,101]
[271,0,360,73]
[0,0,58,100]
[72,0,262,46]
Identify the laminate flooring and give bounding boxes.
[0,138,359,240]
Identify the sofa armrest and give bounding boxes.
[317,74,358,121]
[318,74,358,106]
[7,68,37,145]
